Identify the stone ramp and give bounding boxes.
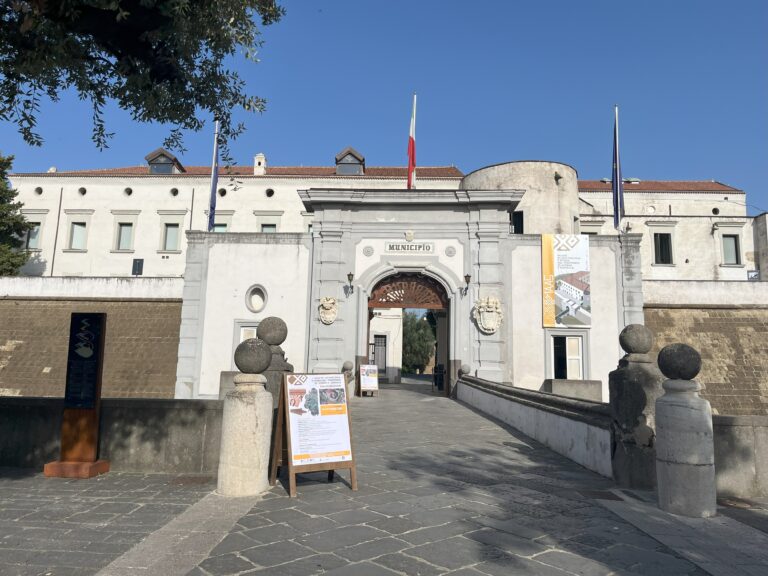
[187,385,709,575]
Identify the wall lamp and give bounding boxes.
[347,272,354,293]
[463,273,471,296]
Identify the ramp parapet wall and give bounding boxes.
[456,376,613,477]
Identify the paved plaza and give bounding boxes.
[2,380,768,575]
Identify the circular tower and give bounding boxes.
[460,161,580,235]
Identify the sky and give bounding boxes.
[1,0,767,214]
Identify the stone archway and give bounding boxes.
[367,273,450,393]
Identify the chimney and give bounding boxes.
[254,153,266,175]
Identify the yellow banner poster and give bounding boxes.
[542,234,556,327]
[542,234,591,328]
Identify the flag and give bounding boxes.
[612,105,625,230]
[407,94,417,189]
[207,120,220,232]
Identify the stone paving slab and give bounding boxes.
[187,382,711,576]
[0,470,213,575]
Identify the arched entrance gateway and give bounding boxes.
[367,273,450,394]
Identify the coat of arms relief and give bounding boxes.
[318,297,338,325]
[472,297,503,335]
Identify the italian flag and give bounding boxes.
[407,94,417,189]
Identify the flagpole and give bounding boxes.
[613,104,629,329]
[407,93,417,189]
[612,104,624,233]
[207,120,220,232]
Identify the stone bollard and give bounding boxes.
[259,317,294,410]
[342,361,355,398]
[608,325,665,489]
[217,337,274,497]
[655,343,717,518]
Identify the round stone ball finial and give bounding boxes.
[459,364,471,377]
[234,338,272,374]
[256,317,288,346]
[342,361,354,372]
[658,343,702,380]
[619,324,653,355]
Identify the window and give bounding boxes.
[163,223,180,251]
[307,223,313,233]
[261,224,277,233]
[25,222,41,249]
[552,335,583,380]
[240,326,259,342]
[722,235,741,265]
[213,223,228,233]
[511,211,524,234]
[654,233,673,264]
[69,222,87,250]
[116,222,134,251]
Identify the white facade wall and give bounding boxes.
[644,279,768,306]
[12,164,762,284]
[12,173,461,278]
[0,276,182,299]
[176,236,311,399]
[580,191,756,280]
[507,238,621,401]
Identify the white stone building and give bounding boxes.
[7,148,768,402]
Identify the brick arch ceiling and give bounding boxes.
[369,273,449,310]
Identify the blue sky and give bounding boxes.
[2,1,766,214]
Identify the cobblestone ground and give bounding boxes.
[191,382,707,576]
[0,471,213,575]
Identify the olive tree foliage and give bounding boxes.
[0,1,284,158]
[0,155,32,275]
[402,311,436,374]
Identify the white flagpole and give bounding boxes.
[207,120,220,232]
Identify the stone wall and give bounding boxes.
[0,397,222,473]
[644,306,768,415]
[0,298,182,398]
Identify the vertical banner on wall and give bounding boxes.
[542,234,591,328]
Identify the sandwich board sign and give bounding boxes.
[269,373,358,497]
[359,364,379,396]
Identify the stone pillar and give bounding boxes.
[608,325,664,489]
[217,338,274,497]
[655,343,717,518]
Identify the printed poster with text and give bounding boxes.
[359,364,379,392]
[285,373,352,467]
[542,234,591,328]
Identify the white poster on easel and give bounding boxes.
[284,373,352,467]
[359,364,379,392]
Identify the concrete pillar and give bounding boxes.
[609,325,664,489]
[342,360,355,398]
[217,338,274,497]
[655,343,717,517]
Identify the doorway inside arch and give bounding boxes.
[367,273,450,395]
